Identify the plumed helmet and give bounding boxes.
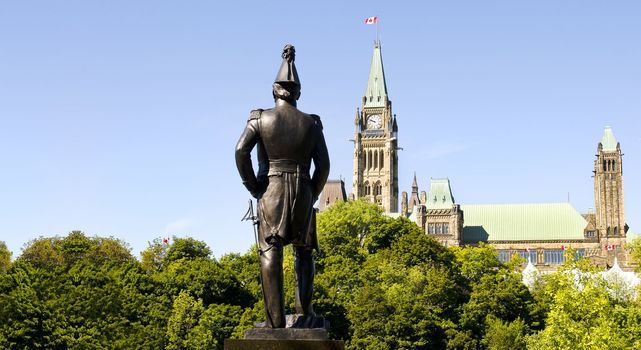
[274,44,300,87]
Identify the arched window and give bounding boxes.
[364,181,370,196]
[373,181,382,196]
[379,151,384,170]
[366,150,370,169]
[603,161,607,171]
[368,150,373,169]
[613,160,616,171]
[607,226,611,236]
[614,226,619,236]
[374,150,378,169]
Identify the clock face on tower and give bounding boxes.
[366,114,382,129]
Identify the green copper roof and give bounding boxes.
[426,178,455,209]
[364,42,387,108]
[601,126,618,151]
[460,203,588,242]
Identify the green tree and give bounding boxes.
[19,237,64,269]
[166,291,204,350]
[316,199,384,262]
[186,303,242,349]
[483,316,527,350]
[451,243,502,285]
[165,237,211,263]
[141,237,169,272]
[0,241,11,274]
[159,257,253,307]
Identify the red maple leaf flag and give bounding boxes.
[365,16,378,24]
[561,245,566,251]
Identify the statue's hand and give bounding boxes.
[251,177,268,199]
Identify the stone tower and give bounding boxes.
[352,41,399,213]
[594,126,626,248]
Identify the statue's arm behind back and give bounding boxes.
[310,116,330,199]
[235,118,261,197]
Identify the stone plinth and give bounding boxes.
[225,320,344,350]
[244,328,329,340]
[224,339,344,350]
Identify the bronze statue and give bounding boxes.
[235,44,330,328]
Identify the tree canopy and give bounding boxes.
[1,204,640,349]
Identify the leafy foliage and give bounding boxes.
[2,206,641,349]
[0,241,11,274]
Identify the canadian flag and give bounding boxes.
[561,245,566,251]
[365,16,378,24]
[606,244,615,251]
[163,237,170,245]
[525,247,530,253]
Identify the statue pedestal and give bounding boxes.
[224,339,345,350]
[225,317,345,350]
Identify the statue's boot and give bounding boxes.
[294,247,315,316]
[260,242,286,328]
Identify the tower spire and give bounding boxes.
[600,126,619,151]
[364,42,388,108]
[412,172,418,192]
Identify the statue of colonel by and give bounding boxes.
[235,44,330,329]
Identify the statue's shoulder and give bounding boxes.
[309,114,323,130]
[248,108,264,121]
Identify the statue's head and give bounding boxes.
[273,44,301,103]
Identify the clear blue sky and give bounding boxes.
[1,1,639,258]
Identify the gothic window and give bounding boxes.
[368,150,373,169]
[443,223,449,234]
[435,223,442,234]
[373,181,382,196]
[607,227,611,237]
[374,150,378,169]
[498,250,511,263]
[603,161,607,171]
[364,181,370,196]
[544,250,565,264]
[379,150,384,169]
[427,223,435,234]
[614,226,619,236]
[364,150,368,169]
[517,250,537,263]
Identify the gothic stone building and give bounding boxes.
[397,126,633,269]
[340,41,635,269]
